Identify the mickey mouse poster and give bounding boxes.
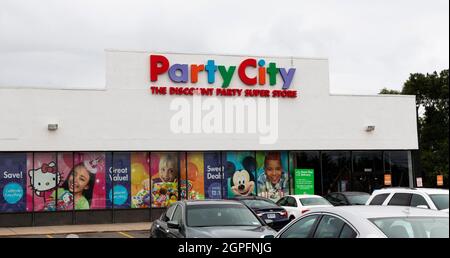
[224,152,256,198]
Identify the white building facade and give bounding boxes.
[0,50,418,226]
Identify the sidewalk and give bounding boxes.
[0,222,152,237]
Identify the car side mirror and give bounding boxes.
[416,205,429,209]
[167,220,180,229]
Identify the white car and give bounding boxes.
[273,206,449,238]
[366,188,449,213]
[276,195,333,220]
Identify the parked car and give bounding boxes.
[366,187,449,213]
[325,192,370,206]
[150,200,277,238]
[231,196,290,231]
[272,206,449,238]
[276,195,333,221]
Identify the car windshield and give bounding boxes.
[240,199,279,209]
[299,197,330,206]
[429,194,449,210]
[346,194,370,205]
[369,217,449,238]
[186,204,262,227]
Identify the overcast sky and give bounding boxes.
[0,0,448,94]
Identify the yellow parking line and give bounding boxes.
[118,231,134,238]
[46,235,54,238]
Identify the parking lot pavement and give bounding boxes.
[4,230,150,238]
[0,222,152,238]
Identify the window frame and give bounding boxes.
[288,197,298,207]
[311,213,360,238]
[336,194,348,205]
[278,214,321,238]
[171,204,183,223]
[313,215,347,238]
[278,212,360,238]
[410,194,430,209]
[162,203,178,222]
[276,197,287,206]
[369,193,390,205]
[387,193,413,207]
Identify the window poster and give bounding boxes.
[0,153,27,213]
[224,152,256,198]
[131,152,150,209]
[151,152,179,208]
[106,152,131,209]
[256,151,289,202]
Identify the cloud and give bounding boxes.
[0,0,448,93]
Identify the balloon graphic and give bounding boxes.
[131,163,146,185]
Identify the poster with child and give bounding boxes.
[151,152,179,208]
[52,152,107,210]
[256,151,289,202]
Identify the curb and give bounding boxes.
[0,222,152,237]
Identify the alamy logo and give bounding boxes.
[169,93,279,144]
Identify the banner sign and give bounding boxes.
[106,152,131,208]
[204,152,222,199]
[149,54,298,99]
[0,153,27,213]
[294,169,314,195]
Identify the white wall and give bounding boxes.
[0,50,418,151]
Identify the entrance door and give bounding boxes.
[352,152,383,194]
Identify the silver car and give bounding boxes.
[274,206,449,238]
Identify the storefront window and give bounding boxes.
[321,152,351,194]
[223,152,256,198]
[384,151,410,187]
[290,151,321,195]
[181,152,206,200]
[0,150,414,214]
[151,152,179,208]
[130,152,150,208]
[55,152,75,211]
[203,152,223,200]
[352,151,383,194]
[106,152,132,209]
[71,152,108,210]
[27,152,58,212]
[256,151,289,202]
[0,153,27,213]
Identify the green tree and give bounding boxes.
[379,88,401,95]
[380,70,449,188]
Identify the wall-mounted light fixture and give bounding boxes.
[366,125,375,132]
[48,124,58,131]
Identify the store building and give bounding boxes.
[0,50,418,226]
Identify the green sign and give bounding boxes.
[294,169,315,195]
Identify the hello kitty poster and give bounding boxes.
[26,153,73,211]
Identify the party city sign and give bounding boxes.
[149,54,298,98]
